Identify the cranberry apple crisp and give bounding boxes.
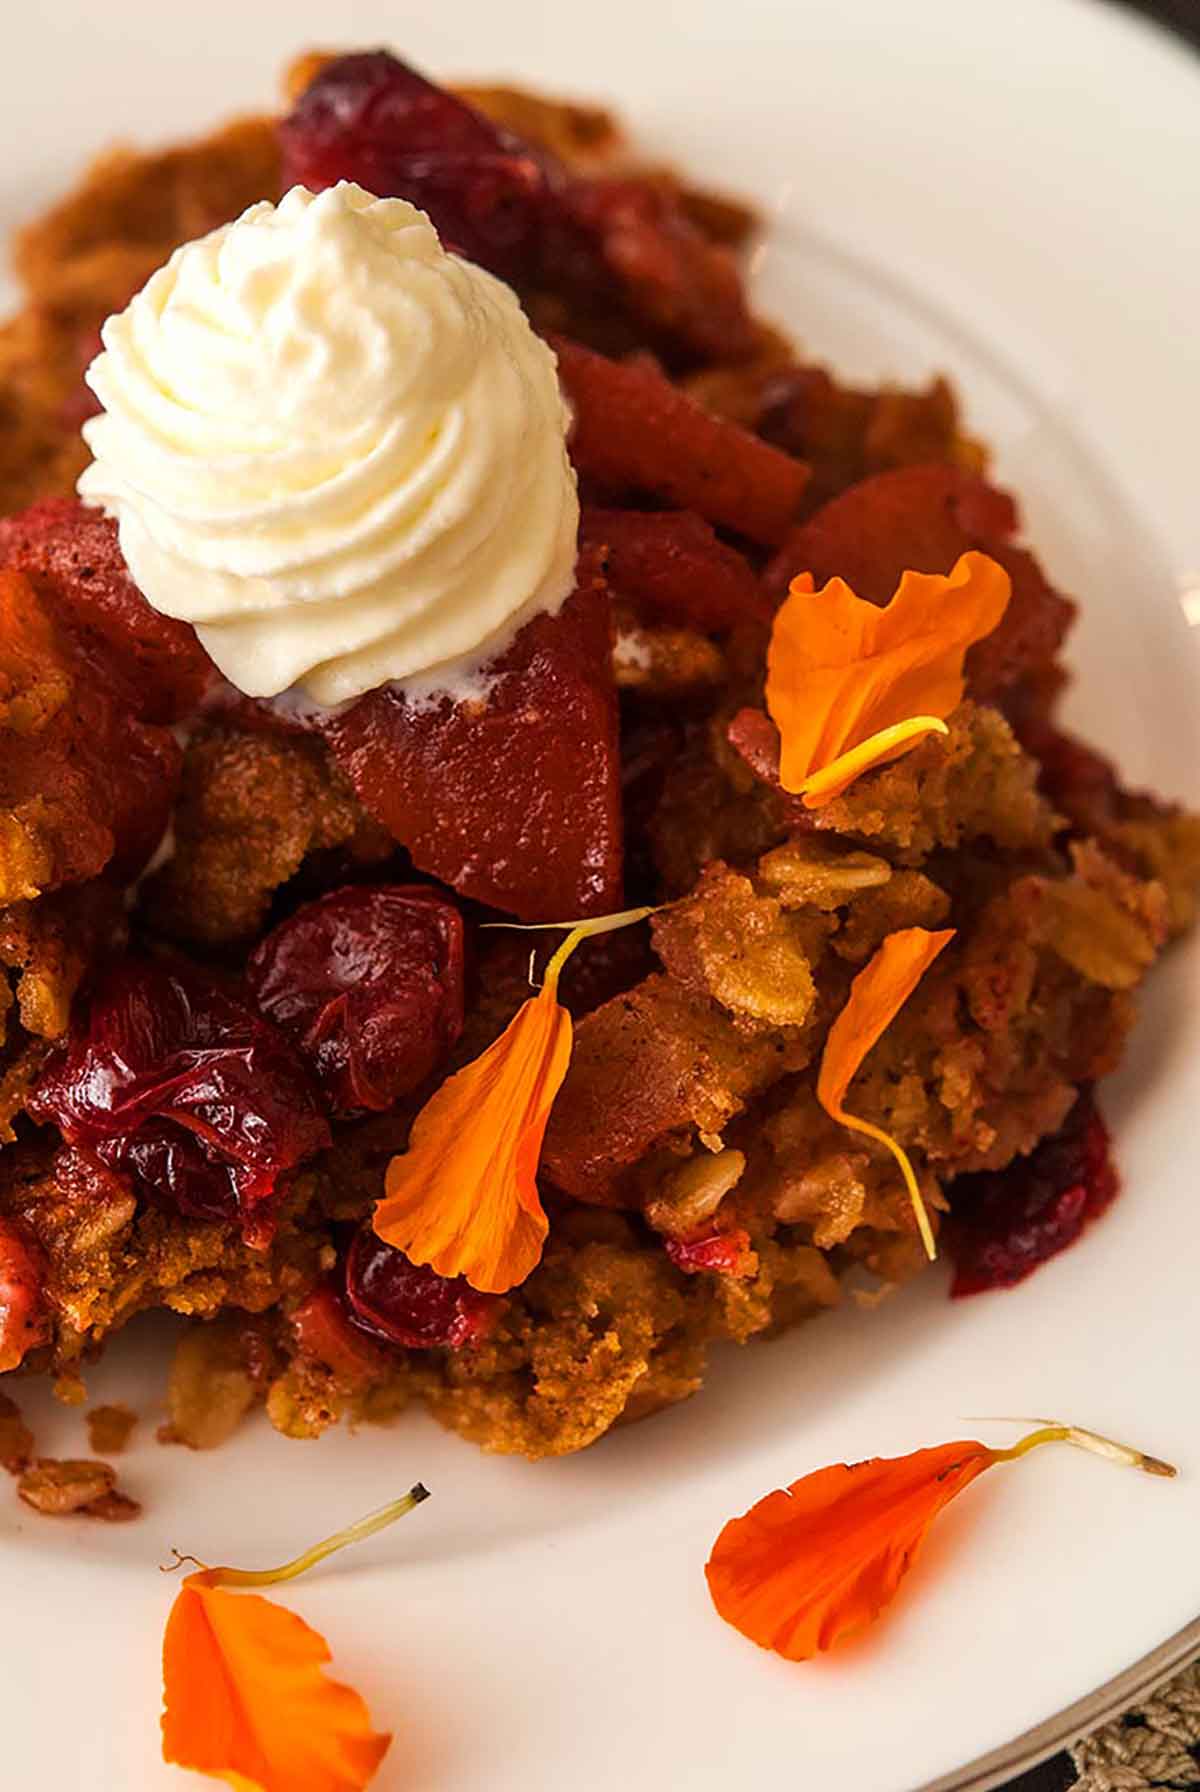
[0,49,1196,1460]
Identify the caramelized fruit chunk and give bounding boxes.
[0,571,180,900]
[28,958,330,1244]
[103,1121,251,1230]
[563,174,755,363]
[947,1090,1118,1295]
[543,974,785,1207]
[0,499,212,723]
[0,1219,49,1372]
[323,575,622,921]
[756,364,978,510]
[344,1227,494,1351]
[765,465,1075,704]
[247,885,465,1116]
[581,507,770,631]
[554,336,809,545]
[82,701,180,883]
[289,1279,387,1383]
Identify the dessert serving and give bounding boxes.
[1,45,1197,1478]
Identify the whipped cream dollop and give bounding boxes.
[78,182,579,706]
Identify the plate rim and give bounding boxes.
[922,1614,1200,1792]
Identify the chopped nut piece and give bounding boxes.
[17,1456,115,1515]
[83,1489,141,1523]
[757,840,892,910]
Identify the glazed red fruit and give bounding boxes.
[946,1090,1119,1297]
[0,1219,49,1373]
[764,465,1076,704]
[87,703,182,881]
[564,176,756,364]
[103,1121,250,1230]
[323,571,622,921]
[553,336,809,547]
[0,568,182,888]
[344,1227,494,1351]
[28,958,330,1244]
[247,885,465,1116]
[723,706,814,833]
[280,50,570,287]
[290,1279,387,1382]
[665,1227,753,1277]
[0,498,213,724]
[580,507,771,632]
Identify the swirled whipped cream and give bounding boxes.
[77,182,579,706]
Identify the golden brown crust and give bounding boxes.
[142,723,392,946]
[0,882,124,1042]
[0,118,280,523]
[14,118,281,324]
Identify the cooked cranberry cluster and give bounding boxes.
[29,888,467,1326]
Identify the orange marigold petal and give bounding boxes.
[766,549,1011,795]
[162,1576,391,1792]
[374,986,568,1293]
[375,909,652,1294]
[817,926,956,1257]
[706,1441,993,1660]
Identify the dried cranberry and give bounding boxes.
[280,51,570,286]
[247,885,464,1116]
[100,1121,243,1228]
[28,958,330,1244]
[946,1090,1119,1296]
[344,1227,494,1351]
[580,507,771,632]
[665,1227,753,1277]
[323,569,622,921]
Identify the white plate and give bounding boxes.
[4,3,1200,1789]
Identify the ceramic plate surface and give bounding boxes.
[4,3,1199,1788]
